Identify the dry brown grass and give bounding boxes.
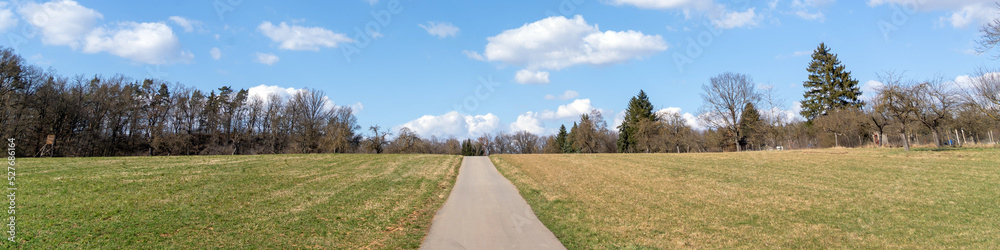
[492,147,1000,248]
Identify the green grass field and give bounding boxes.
[492,147,1000,248]
[9,154,460,249]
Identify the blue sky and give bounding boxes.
[3,0,997,138]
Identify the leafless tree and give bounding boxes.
[976,3,1000,59]
[962,68,1000,122]
[699,72,761,151]
[874,71,919,151]
[913,77,959,147]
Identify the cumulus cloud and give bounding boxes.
[656,107,704,130]
[545,90,580,100]
[861,80,884,99]
[509,99,606,135]
[18,0,191,64]
[400,111,501,139]
[418,21,459,38]
[210,47,222,60]
[254,52,279,65]
[515,70,550,84]
[510,112,548,135]
[18,0,102,47]
[475,15,667,84]
[247,84,361,113]
[0,3,16,32]
[867,0,999,28]
[258,21,353,51]
[83,21,192,64]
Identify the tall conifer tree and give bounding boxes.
[801,43,863,121]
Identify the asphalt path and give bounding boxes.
[421,156,564,250]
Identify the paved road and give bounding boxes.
[421,156,564,250]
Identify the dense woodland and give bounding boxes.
[1,42,998,157]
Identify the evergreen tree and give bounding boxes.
[738,102,764,150]
[567,122,579,153]
[617,90,657,153]
[555,124,569,154]
[801,43,863,121]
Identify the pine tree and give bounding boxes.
[738,102,764,150]
[567,122,579,153]
[801,42,863,121]
[617,90,657,153]
[555,124,569,154]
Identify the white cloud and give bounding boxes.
[861,79,884,99]
[400,111,501,139]
[254,52,279,65]
[247,84,356,113]
[510,99,605,135]
[418,21,459,38]
[656,107,704,130]
[477,15,667,84]
[82,21,192,64]
[210,47,222,60]
[712,8,759,29]
[867,0,999,28]
[545,90,580,100]
[607,0,760,29]
[168,16,199,33]
[17,1,190,64]
[18,0,102,47]
[540,99,596,120]
[258,21,353,51]
[462,50,485,61]
[607,0,714,10]
[789,0,833,21]
[0,3,17,32]
[515,69,550,84]
[510,112,548,135]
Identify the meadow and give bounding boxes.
[492,147,1000,248]
[10,154,460,249]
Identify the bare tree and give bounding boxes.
[365,125,391,154]
[874,71,919,151]
[963,68,1000,121]
[913,77,958,147]
[511,130,539,154]
[864,96,892,147]
[976,3,1000,59]
[699,72,761,152]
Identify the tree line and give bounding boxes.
[2,41,998,157]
